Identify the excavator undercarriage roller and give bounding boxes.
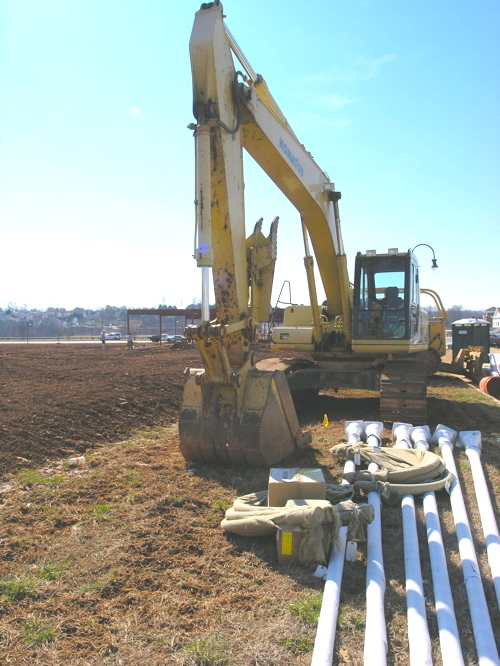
[380,361,428,424]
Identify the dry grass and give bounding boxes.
[0,348,499,664]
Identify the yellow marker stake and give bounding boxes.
[323,414,329,426]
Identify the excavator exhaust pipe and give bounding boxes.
[179,364,312,467]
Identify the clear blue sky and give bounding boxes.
[1,0,498,312]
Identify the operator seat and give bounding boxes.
[382,287,405,338]
[384,286,403,309]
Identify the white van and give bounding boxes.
[105,332,122,340]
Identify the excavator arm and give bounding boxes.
[189,1,352,354]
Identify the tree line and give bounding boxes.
[0,302,485,339]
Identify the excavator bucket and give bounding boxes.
[179,361,311,467]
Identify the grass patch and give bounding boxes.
[132,426,165,440]
[85,503,114,522]
[154,495,189,509]
[211,499,231,511]
[23,619,57,645]
[338,604,366,632]
[0,562,69,602]
[119,439,136,448]
[16,469,64,487]
[42,506,63,524]
[282,636,313,655]
[16,469,47,486]
[78,580,106,594]
[287,594,323,625]
[0,576,35,601]
[35,561,69,580]
[119,469,143,487]
[429,383,491,404]
[181,632,233,665]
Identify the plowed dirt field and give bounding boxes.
[0,343,499,665]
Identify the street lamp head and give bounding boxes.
[412,243,438,273]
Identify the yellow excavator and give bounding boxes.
[179,1,446,466]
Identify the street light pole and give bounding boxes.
[412,244,439,272]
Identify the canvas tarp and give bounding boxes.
[330,444,453,503]
[220,486,374,565]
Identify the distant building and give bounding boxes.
[484,306,500,330]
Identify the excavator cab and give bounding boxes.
[351,249,426,354]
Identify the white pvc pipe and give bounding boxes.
[431,425,499,665]
[411,429,464,665]
[401,495,433,665]
[392,422,413,449]
[457,431,500,609]
[311,460,356,666]
[345,420,364,444]
[364,421,383,449]
[394,432,433,665]
[364,461,387,665]
[423,491,465,665]
[409,425,431,450]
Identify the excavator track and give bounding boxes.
[379,361,428,424]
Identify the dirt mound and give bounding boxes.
[0,343,199,472]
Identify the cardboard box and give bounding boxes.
[268,467,326,507]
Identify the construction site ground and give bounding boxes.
[0,342,499,665]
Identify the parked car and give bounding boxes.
[149,333,187,342]
[105,332,122,340]
[490,332,500,348]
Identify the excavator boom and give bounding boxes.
[180,1,315,465]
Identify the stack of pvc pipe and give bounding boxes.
[363,421,387,666]
[456,431,500,609]
[392,422,433,666]
[410,425,464,666]
[313,419,388,665]
[431,425,499,665]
